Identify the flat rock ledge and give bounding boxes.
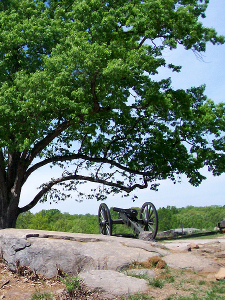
[0,229,225,298]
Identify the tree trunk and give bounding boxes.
[0,150,26,229]
[0,211,18,229]
[0,201,20,229]
[0,189,20,229]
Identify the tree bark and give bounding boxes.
[0,196,20,229]
[0,151,23,229]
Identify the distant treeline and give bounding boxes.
[16,205,225,234]
[157,205,225,231]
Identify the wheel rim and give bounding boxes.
[98,203,112,235]
[140,202,158,239]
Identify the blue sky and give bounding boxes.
[20,0,225,215]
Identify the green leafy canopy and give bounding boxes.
[0,0,224,217]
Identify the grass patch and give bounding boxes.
[128,271,150,281]
[60,274,81,297]
[30,292,53,300]
[198,280,206,285]
[123,264,225,300]
[210,280,225,294]
[158,268,175,283]
[148,278,164,289]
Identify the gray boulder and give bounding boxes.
[0,229,167,278]
[163,252,220,273]
[79,270,149,298]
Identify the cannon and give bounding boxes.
[98,202,158,240]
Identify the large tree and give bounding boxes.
[0,0,224,228]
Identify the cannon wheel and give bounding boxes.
[98,203,112,235]
[140,202,158,239]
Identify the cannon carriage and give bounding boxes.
[98,202,158,240]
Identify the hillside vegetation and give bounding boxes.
[16,205,225,235]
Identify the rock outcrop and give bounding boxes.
[1,229,225,298]
[0,229,167,277]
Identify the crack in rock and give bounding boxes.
[24,233,101,243]
[3,238,31,255]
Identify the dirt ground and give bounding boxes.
[0,260,111,300]
[0,260,64,300]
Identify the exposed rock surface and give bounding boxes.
[215,267,225,280]
[0,229,167,277]
[163,252,219,273]
[157,228,200,238]
[79,270,149,298]
[1,229,225,298]
[125,268,155,278]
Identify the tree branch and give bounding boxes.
[23,152,154,184]
[27,120,71,164]
[19,173,148,213]
[137,36,147,49]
